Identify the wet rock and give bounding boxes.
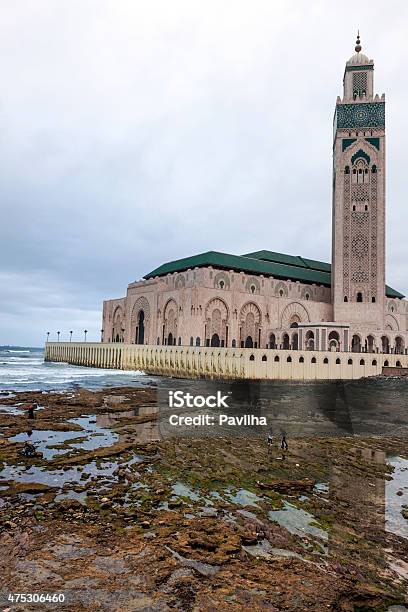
[168,500,182,509]
[256,478,315,493]
[240,532,259,545]
[4,521,17,529]
[165,545,220,576]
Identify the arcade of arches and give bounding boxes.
[107,295,407,354]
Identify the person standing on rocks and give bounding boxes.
[281,432,288,451]
[267,429,273,453]
[27,402,38,419]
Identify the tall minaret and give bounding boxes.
[332,34,385,329]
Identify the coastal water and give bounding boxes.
[2,345,408,440]
[0,346,148,392]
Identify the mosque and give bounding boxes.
[102,36,407,356]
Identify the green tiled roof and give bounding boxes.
[144,249,404,299]
[243,250,332,273]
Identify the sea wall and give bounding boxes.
[44,343,408,381]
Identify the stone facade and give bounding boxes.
[102,37,408,356]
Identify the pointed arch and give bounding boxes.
[131,297,150,344]
[385,314,399,331]
[240,302,261,349]
[280,302,310,329]
[205,298,229,347]
[163,299,178,345]
[112,305,125,343]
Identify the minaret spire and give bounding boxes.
[355,31,362,53]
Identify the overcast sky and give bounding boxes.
[1,1,407,347]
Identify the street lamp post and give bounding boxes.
[84,330,88,342]
[100,329,104,342]
[69,331,73,342]
[57,331,60,342]
[46,331,50,343]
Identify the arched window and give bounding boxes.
[287,356,292,363]
[396,360,402,367]
[274,355,280,362]
[344,296,348,302]
[372,165,377,173]
[345,165,350,174]
[336,358,341,364]
[195,337,200,346]
[211,334,220,347]
[190,337,193,346]
[395,337,404,355]
[136,310,145,345]
[311,357,316,364]
[232,339,236,348]
[261,355,267,362]
[360,359,365,365]
[178,337,182,346]
[372,359,377,366]
[323,357,329,364]
[372,296,376,303]
[249,354,255,361]
[352,335,361,353]
[219,280,224,289]
[381,336,390,354]
[348,358,353,365]
[366,335,375,353]
[299,356,304,363]
[357,292,363,303]
[384,360,389,367]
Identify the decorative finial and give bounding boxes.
[355,30,362,53]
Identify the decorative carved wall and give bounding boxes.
[342,156,378,301]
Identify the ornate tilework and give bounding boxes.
[351,149,371,165]
[365,137,380,150]
[343,173,351,298]
[335,102,385,129]
[345,65,374,72]
[342,138,357,151]
[352,72,367,97]
[370,172,378,299]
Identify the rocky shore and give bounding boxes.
[0,386,407,611]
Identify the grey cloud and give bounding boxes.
[1,0,408,345]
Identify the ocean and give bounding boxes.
[2,345,408,439]
[0,346,148,392]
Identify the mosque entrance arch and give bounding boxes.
[211,334,220,347]
[245,336,253,348]
[131,297,150,345]
[135,310,145,345]
[167,332,174,346]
